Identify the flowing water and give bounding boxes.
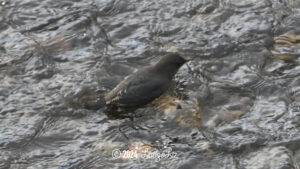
[0,0,300,168]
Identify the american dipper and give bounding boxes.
[105,53,187,108]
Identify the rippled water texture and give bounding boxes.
[0,0,300,168]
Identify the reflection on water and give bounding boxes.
[0,0,300,168]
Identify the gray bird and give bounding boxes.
[104,53,187,108]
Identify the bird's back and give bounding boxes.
[104,67,169,108]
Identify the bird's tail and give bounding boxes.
[83,98,106,110]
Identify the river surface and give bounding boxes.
[0,0,300,169]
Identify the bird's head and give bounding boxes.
[157,53,187,68]
[153,53,187,79]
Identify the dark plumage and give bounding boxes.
[104,53,187,108]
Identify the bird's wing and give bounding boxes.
[106,74,166,107]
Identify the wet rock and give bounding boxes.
[217,108,245,123]
[92,141,123,153]
[205,97,251,130]
[241,146,295,169]
[272,32,300,61]
[155,95,202,128]
[119,141,156,161]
